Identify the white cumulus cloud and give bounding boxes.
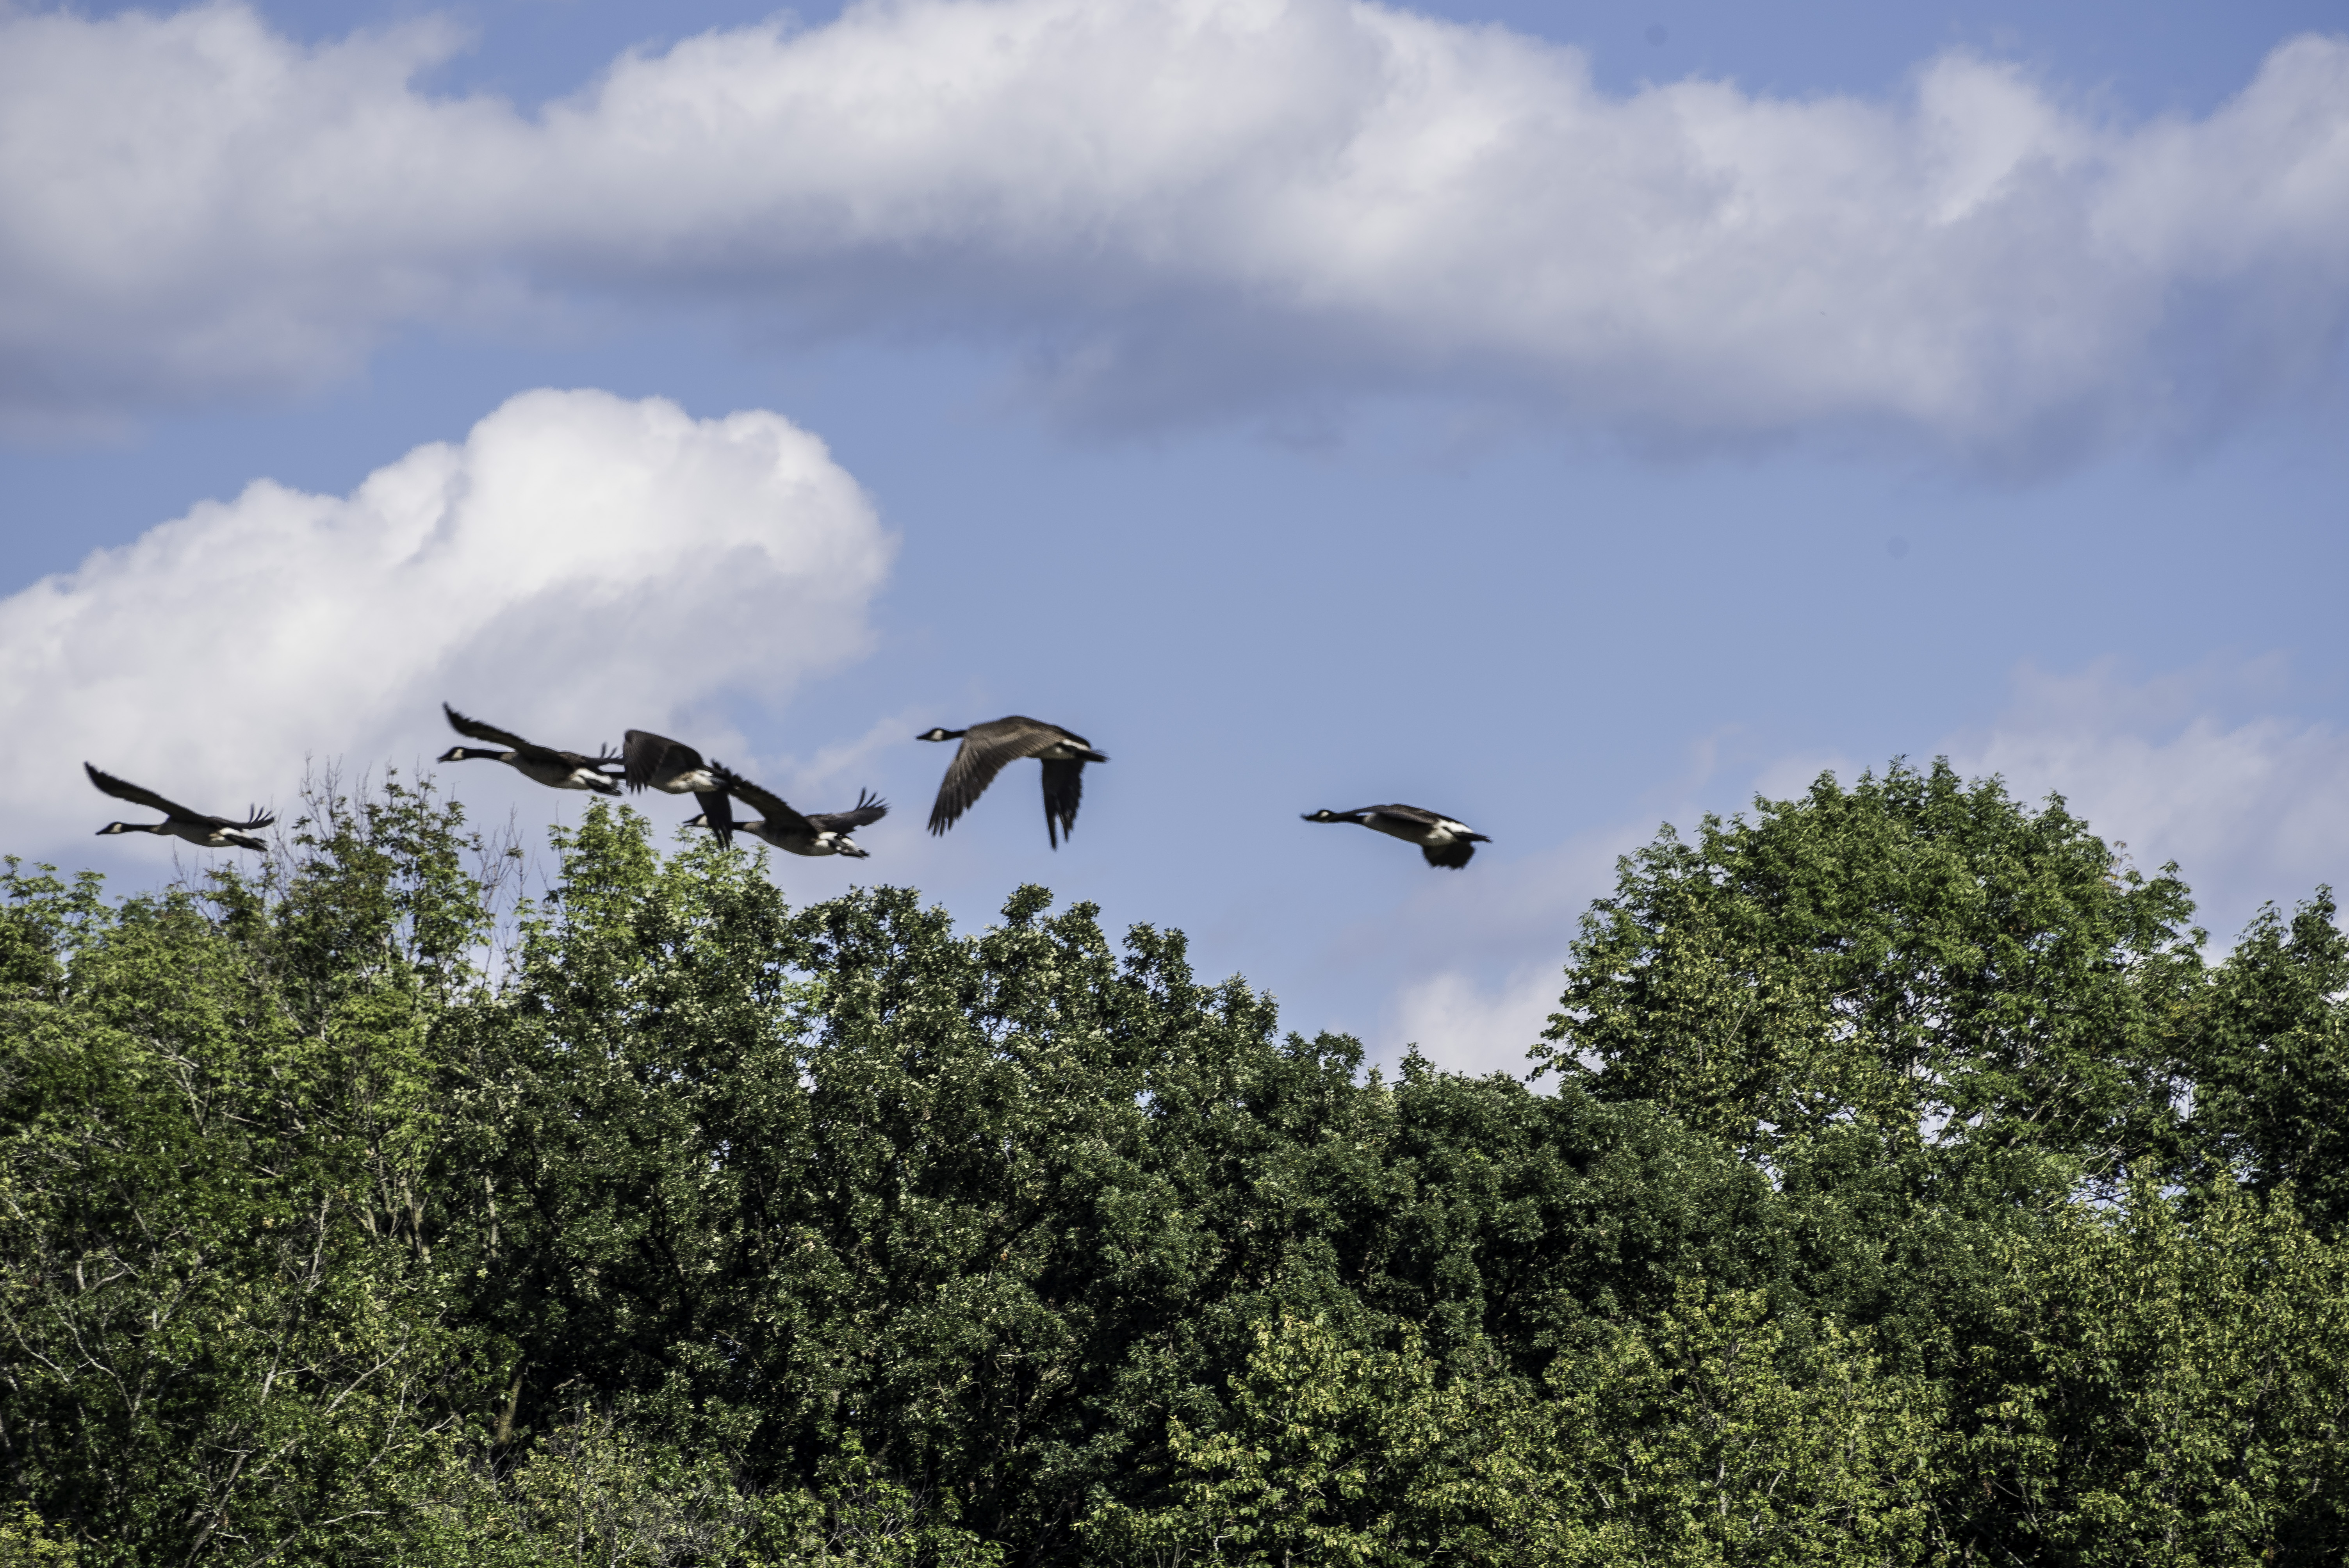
[1,0,2346,457]
[0,387,891,864]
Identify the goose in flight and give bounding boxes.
[438,704,622,794]
[917,717,1107,848]
[622,729,735,847]
[1304,804,1490,869]
[686,770,887,858]
[86,764,273,851]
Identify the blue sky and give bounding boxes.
[3,0,2345,1074]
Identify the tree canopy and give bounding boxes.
[4,759,2345,1565]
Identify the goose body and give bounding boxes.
[918,716,1107,848]
[622,729,735,846]
[1304,804,1490,869]
[687,770,887,858]
[87,763,273,851]
[438,704,622,794]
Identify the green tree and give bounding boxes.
[431,804,1807,1560]
[0,778,500,1564]
[435,804,1407,1556]
[1953,1182,2349,1565]
[12,757,2349,1567]
[1539,758,2203,1196]
[1082,1312,1568,1567]
[0,1501,79,1566]
[2181,890,2349,1229]
[1541,1279,1942,1567]
[1089,1288,1943,1568]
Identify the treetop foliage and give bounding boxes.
[4,758,2346,1564]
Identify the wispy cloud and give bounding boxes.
[766,707,934,812]
[0,387,892,866]
[1354,814,1651,1077]
[2,1,2345,457]
[1391,961,1566,1080]
[1379,661,2349,1074]
[1946,657,2349,934]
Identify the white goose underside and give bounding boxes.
[741,821,867,857]
[165,821,262,849]
[1367,814,1472,845]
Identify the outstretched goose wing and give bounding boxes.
[85,763,271,829]
[1422,839,1478,870]
[1041,759,1086,849]
[86,763,205,823]
[694,787,735,848]
[443,703,564,762]
[720,770,815,837]
[927,718,1071,835]
[807,789,889,834]
[1364,804,1446,828]
[622,729,701,792]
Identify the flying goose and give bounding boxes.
[686,770,887,858]
[917,716,1107,848]
[622,729,735,847]
[86,764,273,851]
[438,704,622,794]
[1303,804,1490,869]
